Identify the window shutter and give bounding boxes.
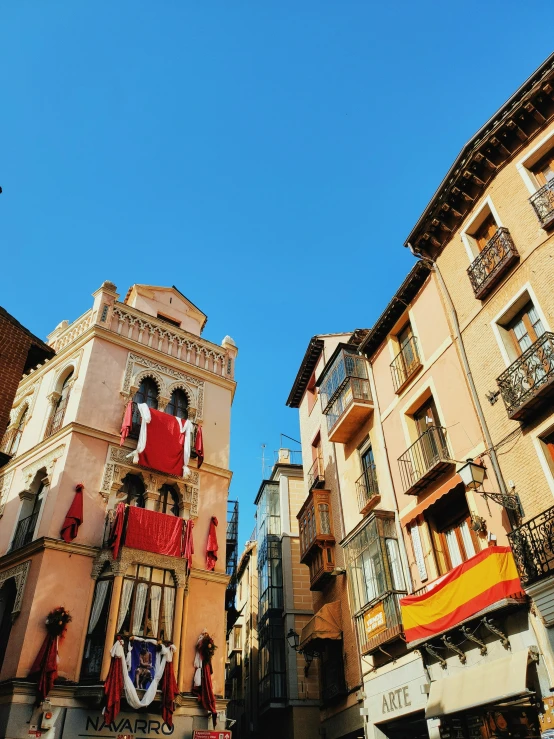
[410,522,428,582]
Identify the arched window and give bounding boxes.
[158,484,180,516]
[122,474,146,508]
[166,389,188,420]
[7,407,28,455]
[11,477,47,552]
[0,579,17,673]
[131,377,159,436]
[46,371,73,437]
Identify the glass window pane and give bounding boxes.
[445,529,463,567]
[459,521,475,559]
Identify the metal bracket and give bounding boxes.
[461,626,487,655]
[481,491,523,517]
[482,617,510,649]
[441,635,466,664]
[423,643,447,669]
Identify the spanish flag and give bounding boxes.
[400,546,523,643]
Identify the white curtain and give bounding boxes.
[445,529,463,567]
[150,586,162,638]
[106,639,176,713]
[88,580,110,635]
[117,579,135,633]
[132,582,148,635]
[128,403,151,463]
[386,539,405,591]
[163,587,175,641]
[460,521,476,559]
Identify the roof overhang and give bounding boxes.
[286,337,325,408]
[405,52,554,258]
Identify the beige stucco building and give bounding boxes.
[0,280,238,738]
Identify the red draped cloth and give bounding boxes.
[125,506,185,557]
[138,408,184,477]
[184,519,194,569]
[109,503,125,560]
[194,425,204,468]
[192,662,217,727]
[103,649,123,727]
[28,635,58,702]
[161,659,179,728]
[120,401,133,445]
[206,516,218,571]
[60,483,84,543]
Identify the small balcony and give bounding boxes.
[10,511,39,552]
[307,455,325,491]
[496,332,554,421]
[44,395,70,438]
[467,227,519,300]
[356,466,380,516]
[398,426,455,495]
[530,180,554,229]
[298,489,335,590]
[390,337,422,393]
[355,590,406,654]
[508,506,554,588]
[320,348,373,444]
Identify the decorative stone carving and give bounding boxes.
[21,445,65,488]
[0,560,31,616]
[0,470,15,516]
[91,547,188,586]
[100,445,198,515]
[121,352,205,421]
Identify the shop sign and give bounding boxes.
[62,711,175,738]
[365,656,427,723]
[193,733,231,739]
[363,601,386,639]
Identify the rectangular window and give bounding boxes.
[156,313,181,328]
[409,520,428,582]
[233,626,242,650]
[532,149,554,187]
[424,486,478,576]
[508,301,546,356]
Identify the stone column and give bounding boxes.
[178,585,191,692]
[100,574,124,680]
[172,585,186,673]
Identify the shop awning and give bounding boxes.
[299,601,342,650]
[426,649,533,718]
[401,475,463,526]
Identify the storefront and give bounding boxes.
[361,652,429,739]
[425,648,543,739]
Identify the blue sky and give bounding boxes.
[1,2,552,546]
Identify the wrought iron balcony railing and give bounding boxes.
[44,395,70,438]
[390,337,422,393]
[307,455,325,491]
[467,227,519,300]
[324,377,372,436]
[508,505,554,587]
[496,332,554,421]
[530,179,554,229]
[356,465,380,515]
[355,590,407,654]
[10,511,39,551]
[398,426,454,495]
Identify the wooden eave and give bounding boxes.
[405,53,554,258]
[286,337,325,408]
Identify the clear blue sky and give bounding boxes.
[1,2,552,547]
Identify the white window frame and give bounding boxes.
[490,282,551,367]
[460,196,503,262]
[516,128,554,195]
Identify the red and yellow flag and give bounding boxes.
[400,546,523,643]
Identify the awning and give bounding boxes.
[299,601,342,650]
[401,475,463,526]
[425,649,533,718]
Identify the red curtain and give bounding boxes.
[60,483,84,543]
[161,659,179,727]
[120,401,133,445]
[125,506,185,557]
[184,519,194,569]
[109,503,125,560]
[206,516,218,571]
[28,635,58,702]
[103,651,123,727]
[138,408,184,477]
[192,662,217,727]
[195,425,204,468]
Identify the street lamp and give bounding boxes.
[457,459,523,519]
[457,459,486,490]
[286,628,317,676]
[286,629,300,651]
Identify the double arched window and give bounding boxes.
[122,473,146,509]
[158,484,180,516]
[131,377,159,436]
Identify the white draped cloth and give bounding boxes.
[105,638,176,712]
[127,403,194,478]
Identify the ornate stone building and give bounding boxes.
[0,281,237,738]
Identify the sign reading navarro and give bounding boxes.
[77,715,175,736]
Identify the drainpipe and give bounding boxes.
[408,247,512,508]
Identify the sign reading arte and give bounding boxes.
[363,601,386,639]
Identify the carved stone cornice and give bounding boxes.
[91,546,189,586]
[189,568,230,586]
[0,537,98,572]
